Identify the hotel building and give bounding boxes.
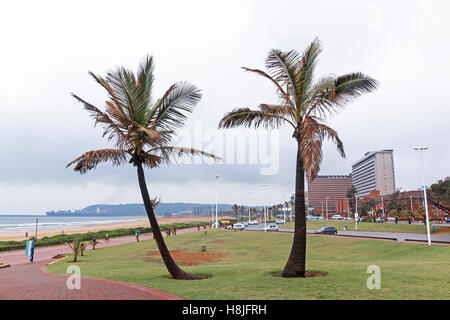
[351,150,396,197]
[307,175,353,214]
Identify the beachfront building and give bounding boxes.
[307,175,353,215]
[351,150,396,197]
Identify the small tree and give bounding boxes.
[67,240,82,262]
[390,209,401,224]
[402,209,415,224]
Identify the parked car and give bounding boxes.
[242,222,248,227]
[248,220,258,225]
[386,217,396,221]
[232,223,246,230]
[344,217,353,221]
[331,215,343,220]
[275,219,286,224]
[375,217,385,223]
[445,218,450,223]
[313,226,338,234]
[263,224,279,231]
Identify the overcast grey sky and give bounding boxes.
[0,0,449,214]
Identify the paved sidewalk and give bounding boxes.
[0,227,201,300]
[0,260,182,300]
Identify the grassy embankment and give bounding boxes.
[0,221,209,252]
[48,228,450,299]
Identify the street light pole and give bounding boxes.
[261,184,268,231]
[321,201,324,219]
[381,195,385,218]
[248,191,251,223]
[215,174,220,229]
[410,196,414,214]
[414,147,431,246]
[325,197,329,220]
[355,195,358,231]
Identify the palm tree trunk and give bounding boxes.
[282,142,306,277]
[136,163,197,280]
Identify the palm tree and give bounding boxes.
[67,239,83,262]
[67,55,220,280]
[231,204,239,222]
[218,38,377,277]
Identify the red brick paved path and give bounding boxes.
[0,227,201,300]
[0,260,182,300]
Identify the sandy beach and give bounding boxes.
[0,216,220,242]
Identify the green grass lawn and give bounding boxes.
[47,229,450,299]
[281,220,450,234]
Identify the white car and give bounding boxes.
[331,215,343,220]
[275,219,286,224]
[248,220,258,225]
[232,223,246,230]
[386,217,396,221]
[344,217,353,221]
[263,224,279,231]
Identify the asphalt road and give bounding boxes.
[244,223,450,244]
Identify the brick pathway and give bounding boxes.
[0,260,182,300]
[0,227,202,300]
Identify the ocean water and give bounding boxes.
[0,215,147,234]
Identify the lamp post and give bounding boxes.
[355,195,358,231]
[321,201,324,219]
[325,197,330,220]
[261,184,269,231]
[414,147,431,246]
[214,174,220,229]
[381,195,385,218]
[248,191,251,223]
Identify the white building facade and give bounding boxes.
[351,150,396,197]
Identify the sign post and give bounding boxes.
[26,239,36,263]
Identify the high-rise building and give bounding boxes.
[351,150,396,197]
[307,175,353,214]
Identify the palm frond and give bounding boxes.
[149,82,201,134]
[295,37,322,109]
[71,94,129,148]
[218,108,295,130]
[66,149,128,173]
[299,116,345,181]
[266,49,301,109]
[258,104,294,119]
[307,72,378,117]
[137,55,155,98]
[151,146,221,164]
[241,67,293,107]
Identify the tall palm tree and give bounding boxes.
[231,204,239,222]
[218,38,377,277]
[67,55,220,280]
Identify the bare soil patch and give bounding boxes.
[432,226,450,234]
[147,250,226,266]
